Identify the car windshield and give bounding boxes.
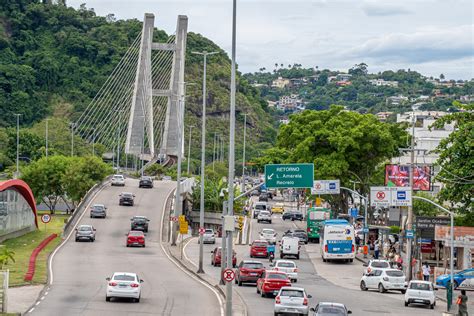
[113,274,135,281]
[294,230,305,233]
[277,262,295,268]
[205,229,214,234]
[280,289,304,297]
[255,205,266,210]
[267,273,287,280]
[371,261,389,268]
[113,175,123,179]
[122,193,133,197]
[92,205,104,210]
[317,306,346,315]
[78,226,91,231]
[243,262,264,269]
[386,270,404,277]
[253,242,268,247]
[133,218,147,223]
[410,283,432,291]
[260,211,270,215]
[262,229,274,234]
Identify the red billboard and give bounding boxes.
[385,164,431,191]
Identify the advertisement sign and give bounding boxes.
[385,164,431,191]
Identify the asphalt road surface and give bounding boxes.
[30,178,221,316]
[185,197,447,316]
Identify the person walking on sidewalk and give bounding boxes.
[374,240,380,259]
[457,289,468,316]
[422,262,430,281]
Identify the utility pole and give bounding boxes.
[241,114,247,194]
[45,119,49,158]
[225,0,237,314]
[192,50,218,274]
[14,114,21,179]
[186,125,194,175]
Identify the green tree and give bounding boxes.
[432,101,473,218]
[413,192,440,216]
[0,246,15,269]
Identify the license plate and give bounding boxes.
[415,299,425,303]
[258,252,263,255]
[250,273,258,276]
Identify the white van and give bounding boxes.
[279,236,300,259]
[253,202,268,219]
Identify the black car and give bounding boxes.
[139,176,154,188]
[292,229,309,244]
[258,193,269,202]
[119,192,135,206]
[130,216,150,232]
[282,210,303,221]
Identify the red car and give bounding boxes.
[257,270,291,297]
[235,260,265,286]
[211,247,237,267]
[250,240,269,258]
[126,231,145,247]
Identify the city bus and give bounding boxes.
[306,207,332,243]
[320,219,355,263]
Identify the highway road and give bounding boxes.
[185,196,447,316]
[30,178,221,316]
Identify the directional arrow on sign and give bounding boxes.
[268,173,274,180]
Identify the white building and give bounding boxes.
[386,95,409,106]
[369,79,399,87]
[271,77,290,89]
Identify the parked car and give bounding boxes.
[90,204,107,218]
[436,268,474,290]
[126,230,146,247]
[111,174,125,186]
[275,286,311,315]
[75,225,96,242]
[292,229,308,245]
[130,216,150,232]
[360,269,406,293]
[271,203,285,214]
[235,260,265,286]
[259,228,277,244]
[282,210,303,221]
[257,270,291,297]
[310,302,352,315]
[138,176,153,188]
[405,280,436,309]
[272,260,298,282]
[250,240,269,258]
[200,229,216,244]
[363,259,391,275]
[258,210,272,224]
[211,247,237,267]
[280,236,300,259]
[253,202,268,219]
[119,192,135,206]
[105,272,143,302]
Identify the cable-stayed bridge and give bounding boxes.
[74,13,187,165]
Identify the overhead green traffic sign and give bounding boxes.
[264,163,314,188]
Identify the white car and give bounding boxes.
[257,210,272,224]
[275,286,311,315]
[201,229,216,244]
[273,260,298,282]
[405,280,436,309]
[260,228,277,244]
[363,259,391,275]
[360,269,406,293]
[106,272,143,302]
[111,174,125,186]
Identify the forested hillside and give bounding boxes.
[0,1,275,170]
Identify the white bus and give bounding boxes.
[320,219,355,263]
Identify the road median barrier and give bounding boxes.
[24,234,57,282]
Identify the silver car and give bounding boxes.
[90,204,107,218]
[201,229,216,244]
[111,174,125,186]
[257,210,272,224]
[75,225,96,242]
[275,286,311,315]
[310,302,352,315]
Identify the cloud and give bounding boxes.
[361,2,412,16]
[343,24,474,63]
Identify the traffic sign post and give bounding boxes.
[370,186,412,207]
[312,179,340,195]
[350,208,358,218]
[223,268,235,282]
[406,229,414,239]
[264,163,314,188]
[199,227,206,236]
[41,214,51,233]
[171,216,179,222]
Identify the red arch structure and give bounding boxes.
[0,179,38,228]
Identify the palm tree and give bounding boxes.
[0,246,15,269]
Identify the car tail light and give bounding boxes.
[352,245,355,252]
[108,282,117,286]
[303,297,308,306]
[307,227,311,232]
[325,245,328,252]
[383,277,389,281]
[275,296,281,304]
[274,267,278,271]
[130,283,140,288]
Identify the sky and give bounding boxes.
[68,0,474,80]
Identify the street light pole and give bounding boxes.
[70,122,75,157]
[45,119,49,158]
[213,132,217,171]
[192,50,218,274]
[241,114,247,194]
[225,0,237,314]
[186,125,194,175]
[14,114,21,178]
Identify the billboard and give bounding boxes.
[385,164,431,191]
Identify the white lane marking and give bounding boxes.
[40,296,45,300]
[159,189,225,316]
[183,237,198,267]
[35,302,40,306]
[47,182,109,286]
[28,308,35,313]
[44,291,48,295]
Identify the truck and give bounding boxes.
[306,207,332,243]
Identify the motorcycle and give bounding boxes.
[268,251,275,263]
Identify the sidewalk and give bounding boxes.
[7,285,43,314]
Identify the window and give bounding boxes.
[78,226,92,231]
[253,241,268,247]
[267,273,288,280]
[318,306,346,315]
[374,270,383,277]
[409,283,432,291]
[386,270,404,277]
[371,261,390,268]
[277,262,295,268]
[280,289,304,297]
[243,263,263,269]
[114,274,136,281]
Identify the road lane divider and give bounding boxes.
[24,233,58,282]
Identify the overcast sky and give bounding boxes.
[68,0,473,80]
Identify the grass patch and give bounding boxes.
[2,215,68,286]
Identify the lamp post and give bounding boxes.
[186,125,194,175]
[212,132,218,171]
[45,119,50,158]
[70,122,76,157]
[14,114,21,178]
[192,50,218,274]
[241,114,247,194]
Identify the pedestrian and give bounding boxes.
[422,262,430,281]
[396,254,403,270]
[355,235,361,250]
[374,240,380,259]
[457,289,469,316]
